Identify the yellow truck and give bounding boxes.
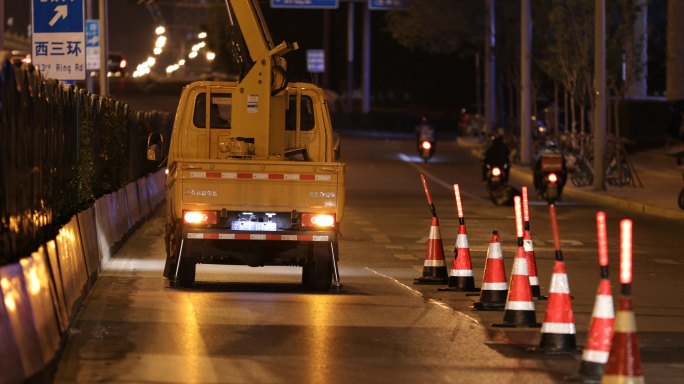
[147,0,345,290]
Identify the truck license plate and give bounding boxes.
[231,221,277,231]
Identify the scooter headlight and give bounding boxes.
[492,167,501,177]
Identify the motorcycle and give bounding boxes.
[535,153,567,204]
[418,140,435,162]
[484,162,513,205]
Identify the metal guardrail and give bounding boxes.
[0,62,172,266]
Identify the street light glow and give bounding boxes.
[206,52,215,61]
[198,32,207,39]
[156,26,165,35]
[189,51,198,59]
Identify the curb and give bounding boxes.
[508,165,684,221]
[470,145,684,220]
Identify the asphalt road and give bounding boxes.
[51,129,684,383]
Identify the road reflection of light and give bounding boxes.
[305,294,333,383]
[176,294,203,382]
[1,278,16,311]
[106,258,166,272]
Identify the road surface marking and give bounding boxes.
[545,239,583,246]
[394,254,418,260]
[398,154,490,203]
[371,234,390,243]
[413,265,424,273]
[385,245,404,250]
[362,227,379,232]
[415,236,428,244]
[653,259,683,265]
[355,220,372,225]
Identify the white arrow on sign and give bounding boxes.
[49,5,68,27]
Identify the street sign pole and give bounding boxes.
[99,0,108,95]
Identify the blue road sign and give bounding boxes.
[271,0,338,9]
[369,0,410,10]
[32,0,84,33]
[307,50,324,73]
[31,0,86,80]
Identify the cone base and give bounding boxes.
[491,322,542,328]
[531,284,547,300]
[564,361,606,383]
[442,276,479,292]
[529,345,582,355]
[536,332,580,354]
[439,286,480,292]
[564,373,602,383]
[493,310,541,328]
[471,301,505,311]
[413,276,449,285]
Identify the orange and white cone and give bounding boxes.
[533,261,580,354]
[492,241,540,327]
[523,228,545,300]
[414,217,449,285]
[601,295,644,384]
[440,219,479,292]
[472,231,507,310]
[572,279,615,381]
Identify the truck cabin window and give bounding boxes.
[286,95,315,131]
[193,93,232,129]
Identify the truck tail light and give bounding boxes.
[184,210,217,224]
[302,213,335,228]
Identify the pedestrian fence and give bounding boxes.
[0,60,171,383]
[0,61,172,267]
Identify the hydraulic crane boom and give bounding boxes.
[225,0,298,158]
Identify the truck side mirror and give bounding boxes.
[333,132,341,160]
[147,132,164,161]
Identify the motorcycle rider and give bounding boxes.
[482,130,511,182]
[415,116,436,145]
[533,139,567,194]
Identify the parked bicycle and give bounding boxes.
[570,135,632,187]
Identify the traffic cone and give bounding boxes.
[523,228,545,300]
[472,231,507,311]
[601,295,644,384]
[440,219,479,292]
[532,261,580,354]
[492,241,540,328]
[414,217,449,284]
[568,279,615,382]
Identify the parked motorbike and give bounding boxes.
[535,153,567,204]
[418,140,435,162]
[484,162,513,205]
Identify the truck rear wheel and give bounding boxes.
[177,258,196,288]
[302,259,332,291]
[302,241,334,291]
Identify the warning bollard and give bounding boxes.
[440,184,479,292]
[601,220,644,384]
[471,231,507,310]
[568,212,616,382]
[522,186,545,300]
[492,196,540,328]
[414,175,449,285]
[531,203,580,353]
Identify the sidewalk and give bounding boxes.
[458,137,684,221]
